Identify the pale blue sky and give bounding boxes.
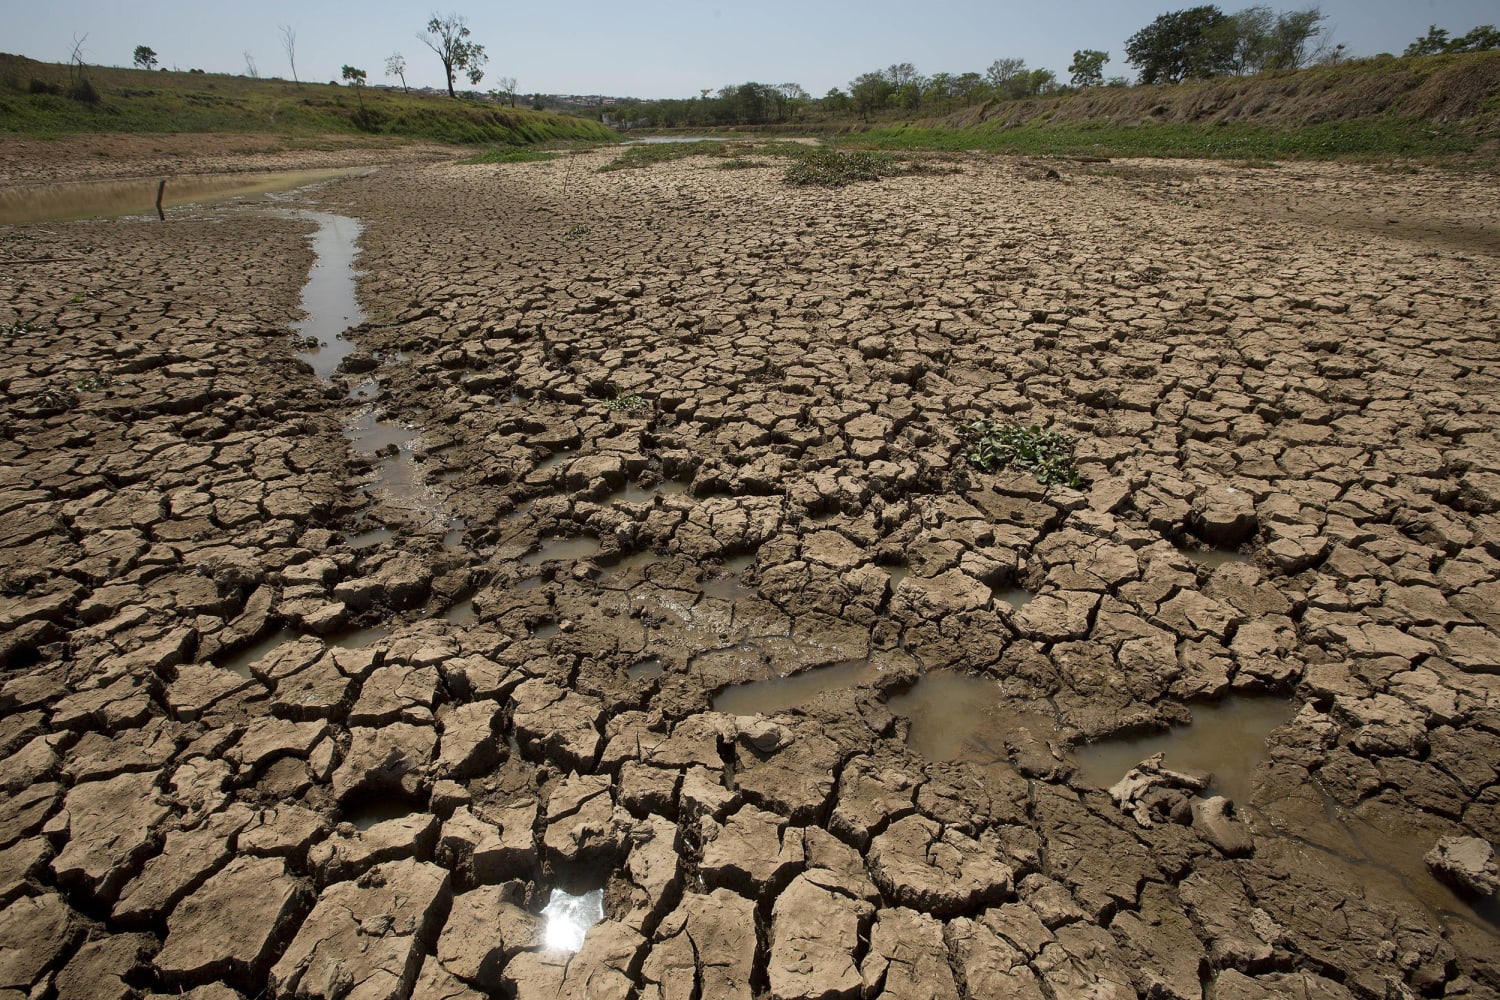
[4,0,1494,98]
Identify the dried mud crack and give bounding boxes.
[2,145,1500,1000]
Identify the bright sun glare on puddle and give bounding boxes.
[541,889,604,952]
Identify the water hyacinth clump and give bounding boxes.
[963,420,1082,487]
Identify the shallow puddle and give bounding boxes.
[522,535,599,567]
[442,597,477,624]
[215,627,298,679]
[710,660,882,716]
[541,888,605,952]
[1072,697,1296,805]
[328,624,391,650]
[886,672,1053,764]
[628,658,664,680]
[610,482,660,505]
[0,168,370,226]
[347,527,396,550]
[601,549,660,580]
[992,587,1032,610]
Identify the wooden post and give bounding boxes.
[155,179,166,220]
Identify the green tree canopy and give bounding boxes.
[1406,23,1500,56]
[1069,49,1109,87]
[421,12,488,98]
[132,45,157,70]
[1125,6,1236,83]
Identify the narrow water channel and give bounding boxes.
[291,210,451,535]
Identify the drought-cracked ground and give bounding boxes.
[2,143,1499,1000]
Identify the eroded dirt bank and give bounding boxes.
[1,145,1499,999]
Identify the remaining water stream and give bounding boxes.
[291,210,451,535]
[292,211,364,380]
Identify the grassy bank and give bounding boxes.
[841,119,1486,162]
[841,52,1500,165]
[0,53,616,146]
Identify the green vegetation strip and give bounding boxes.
[842,119,1481,161]
[0,54,616,146]
[461,147,565,164]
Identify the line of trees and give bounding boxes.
[1404,24,1500,57]
[608,59,1122,129]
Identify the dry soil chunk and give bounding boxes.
[435,884,542,991]
[0,892,85,993]
[156,855,308,990]
[860,906,960,1000]
[866,814,1013,916]
[768,874,873,1000]
[330,723,436,803]
[269,859,451,1000]
[642,889,757,1000]
[51,769,171,904]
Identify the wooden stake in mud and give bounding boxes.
[155,179,166,221]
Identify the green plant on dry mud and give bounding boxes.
[75,371,115,391]
[782,148,961,188]
[563,223,590,239]
[604,389,648,412]
[963,420,1082,487]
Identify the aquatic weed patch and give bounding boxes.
[963,421,1082,487]
[783,148,961,187]
[462,147,564,165]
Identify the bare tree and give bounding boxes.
[244,51,259,79]
[385,52,409,93]
[495,75,517,106]
[67,33,88,86]
[420,12,488,98]
[278,24,299,84]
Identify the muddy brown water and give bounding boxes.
[992,586,1032,610]
[886,672,1047,763]
[1072,697,1297,806]
[710,660,884,716]
[214,627,300,679]
[523,535,600,567]
[0,168,371,225]
[291,210,453,537]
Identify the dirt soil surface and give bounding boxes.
[2,138,1500,1000]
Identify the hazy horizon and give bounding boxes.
[6,0,1496,100]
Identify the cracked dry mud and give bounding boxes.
[2,145,1499,1000]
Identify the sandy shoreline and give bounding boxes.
[2,139,1498,998]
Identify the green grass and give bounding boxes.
[0,53,617,146]
[461,147,566,164]
[839,119,1483,162]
